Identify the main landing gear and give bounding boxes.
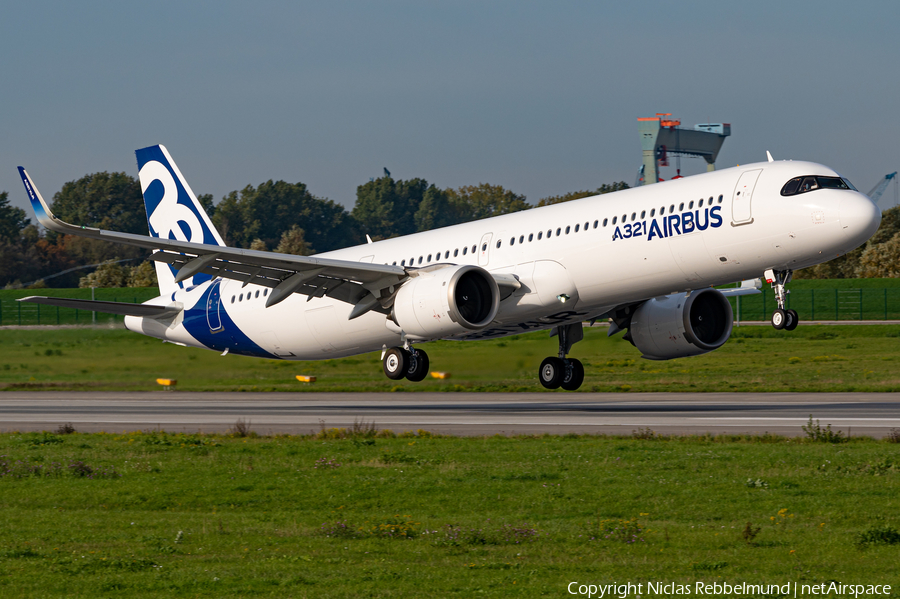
[766,269,799,331]
[382,346,430,382]
[538,323,585,391]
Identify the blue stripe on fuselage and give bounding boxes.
[180,281,277,358]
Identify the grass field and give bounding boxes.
[0,430,898,597]
[1,325,900,392]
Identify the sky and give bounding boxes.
[1,1,898,216]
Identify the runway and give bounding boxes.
[2,392,900,437]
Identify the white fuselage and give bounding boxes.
[126,160,880,359]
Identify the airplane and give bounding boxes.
[17,145,881,390]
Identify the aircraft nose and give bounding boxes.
[840,192,881,246]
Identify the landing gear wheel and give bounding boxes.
[785,309,799,331]
[539,357,565,389]
[383,347,409,380]
[405,348,430,382]
[560,358,585,391]
[771,308,786,330]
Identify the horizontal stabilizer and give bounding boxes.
[17,296,182,318]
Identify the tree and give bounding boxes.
[51,172,146,234]
[213,181,356,252]
[352,176,428,239]
[536,182,630,207]
[447,183,529,221]
[414,185,457,232]
[79,261,128,288]
[275,225,313,256]
[857,232,900,278]
[0,191,30,242]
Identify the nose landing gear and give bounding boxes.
[382,345,430,382]
[538,323,585,391]
[766,269,798,331]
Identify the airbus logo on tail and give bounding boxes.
[140,160,205,243]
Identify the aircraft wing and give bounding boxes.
[17,296,183,318]
[19,167,406,315]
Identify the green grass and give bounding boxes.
[2,325,900,392]
[1,431,899,597]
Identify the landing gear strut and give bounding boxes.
[382,345,430,381]
[766,269,798,331]
[538,323,585,391]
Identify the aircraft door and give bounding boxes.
[478,232,493,266]
[206,280,223,331]
[731,169,762,225]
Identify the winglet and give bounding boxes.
[17,167,98,236]
[17,167,55,228]
[766,151,774,163]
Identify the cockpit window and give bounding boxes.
[781,175,851,196]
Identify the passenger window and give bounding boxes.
[556,228,561,236]
[547,229,552,237]
[496,240,501,248]
[612,216,617,225]
[528,233,533,242]
[427,254,432,262]
[574,224,580,232]
[518,235,524,244]
[603,218,608,226]
[669,205,675,212]
[631,213,636,221]
[699,199,704,208]
[640,210,645,219]
[462,247,467,255]
[255,290,259,298]
[231,296,235,303]
[445,251,450,259]
[718,195,723,203]
[454,249,458,257]
[650,209,655,217]
[471,245,476,253]
[510,237,515,246]
[418,256,423,264]
[239,293,243,302]
[708,196,713,204]
[593,220,598,228]
[481,243,487,252]
[689,201,694,209]
[565,226,570,234]
[263,289,267,296]
[678,203,684,211]
[660,206,665,214]
[538,231,543,240]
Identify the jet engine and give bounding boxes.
[392,265,500,340]
[628,288,733,360]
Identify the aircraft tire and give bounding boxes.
[560,358,585,391]
[771,309,786,330]
[383,347,409,380]
[785,309,799,331]
[405,349,430,382]
[539,357,565,389]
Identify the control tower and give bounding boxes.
[638,114,730,185]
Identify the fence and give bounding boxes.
[0,297,143,326]
[729,288,900,322]
[2,288,900,326]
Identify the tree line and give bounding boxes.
[6,170,896,289]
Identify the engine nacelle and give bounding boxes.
[392,265,500,340]
[629,288,733,360]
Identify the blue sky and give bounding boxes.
[2,1,897,214]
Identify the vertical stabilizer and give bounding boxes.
[135,145,225,293]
